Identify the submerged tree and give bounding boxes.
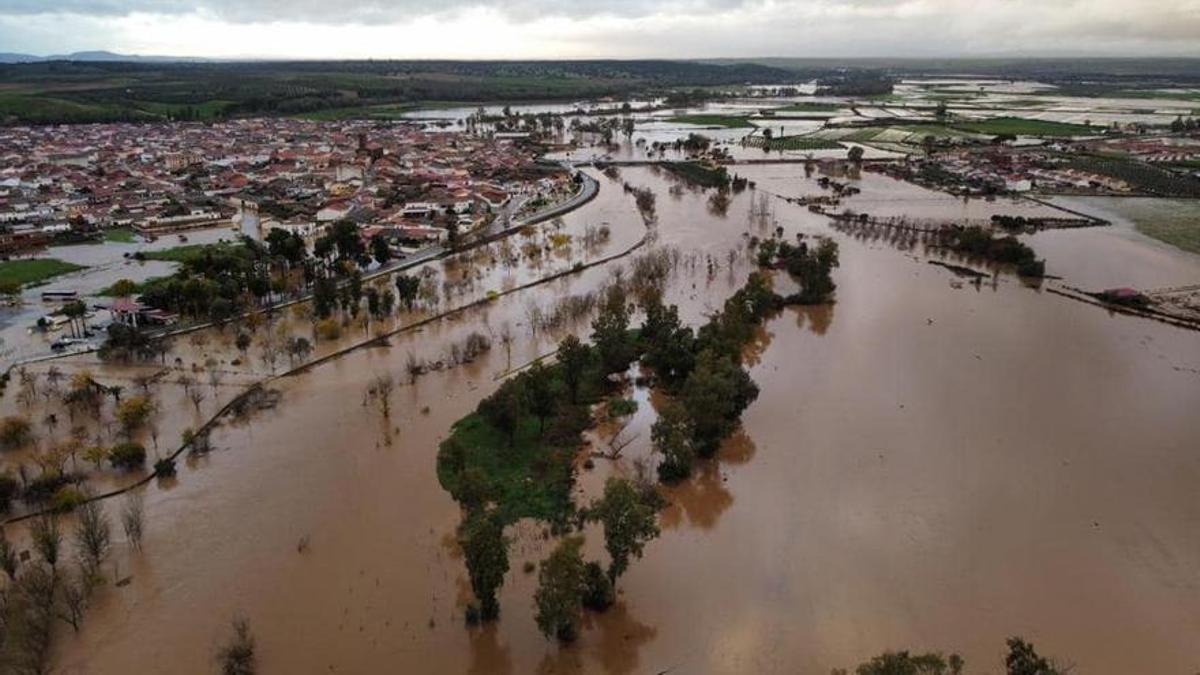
[591,286,634,374]
[216,616,257,675]
[591,477,660,585]
[458,509,509,621]
[651,399,696,482]
[534,536,586,643]
[74,498,111,585]
[557,335,590,404]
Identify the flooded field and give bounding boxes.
[18,164,1200,674]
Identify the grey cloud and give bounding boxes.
[0,0,763,23]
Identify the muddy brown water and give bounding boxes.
[32,166,1200,674]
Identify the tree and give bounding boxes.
[591,285,633,374]
[121,491,145,552]
[74,498,111,583]
[365,374,395,418]
[478,380,525,447]
[109,441,147,470]
[458,509,509,621]
[395,274,420,311]
[534,536,586,643]
[652,400,695,482]
[30,515,61,567]
[116,395,154,438]
[370,233,391,266]
[0,415,34,449]
[217,616,256,675]
[557,335,590,403]
[848,145,865,163]
[107,278,139,298]
[1005,637,1061,675]
[591,477,660,585]
[523,362,557,434]
[851,650,962,675]
[680,350,759,457]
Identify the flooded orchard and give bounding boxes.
[27,164,1200,673]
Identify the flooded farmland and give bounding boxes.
[27,165,1200,674]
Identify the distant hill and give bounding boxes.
[0,50,210,64]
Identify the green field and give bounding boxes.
[774,102,844,113]
[668,114,755,128]
[0,258,86,288]
[951,116,1098,137]
[140,242,241,263]
[104,227,137,243]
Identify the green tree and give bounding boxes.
[557,335,590,403]
[848,145,865,163]
[395,274,420,311]
[370,233,391,266]
[592,477,660,585]
[534,536,586,643]
[680,350,759,457]
[652,400,695,482]
[458,509,509,621]
[478,380,525,447]
[523,362,557,434]
[591,286,633,374]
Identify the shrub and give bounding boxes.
[154,456,177,477]
[51,485,87,513]
[1017,258,1046,278]
[109,442,147,470]
[0,415,34,450]
[582,561,615,611]
[0,473,18,512]
[315,318,341,341]
[464,603,481,626]
[23,472,70,505]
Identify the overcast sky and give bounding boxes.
[1,0,1198,59]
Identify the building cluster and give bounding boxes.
[875,135,1200,197]
[0,118,568,254]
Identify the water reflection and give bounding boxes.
[467,623,513,675]
[659,458,735,531]
[792,304,835,336]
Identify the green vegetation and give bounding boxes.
[662,161,731,188]
[748,134,843,151]
[838,636,1063,675]
[1066,155,1200,198]
[103,227,137,243]
[757,236,843,303]
[0,258,85,288]
[775,101,844,113]
[138,243,234,263]
[667,114,754,128]
[938,226,1046,277]
[98,277,162,297]
[951,116,1097,137]
[0,60,793,124]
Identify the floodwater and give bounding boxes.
[30,164,1200,673]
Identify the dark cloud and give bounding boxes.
[0,0,763,23]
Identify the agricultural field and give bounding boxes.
[773,102,844,114]
[950,116,1098,137]
[1066,155,1200,198]
[667,114,754,128]
[103,227,137,243]
[0,258,85,288]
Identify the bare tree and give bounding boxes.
[30,515,61,568]
[121,492,145,552]
[75,498,111,586]
[188,386,206,413]
[217,615,256,675]
[365,374,396,418]
[57,572,88,632]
